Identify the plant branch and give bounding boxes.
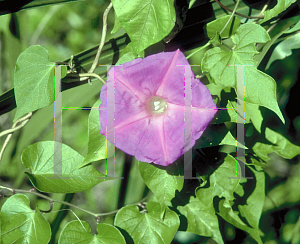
[0,112,32,162]
[214,0,264,19]
[0,186,153,218]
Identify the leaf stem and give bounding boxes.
[186,42,211,59]
[0,112,32,162]
[214,0,264,19]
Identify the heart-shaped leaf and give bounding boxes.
[22,141,110,193]
[58,221,125,244]
[0,194,51,244]
[114,201,179,244]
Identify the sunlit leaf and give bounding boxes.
[114,202,179,244]
[266,32,300,69]
[206,15,241,39]
[58,221,125,244]
[0,194,51,244]
[177,192,224,244]
[261,0,297,24]
[202,23,284,123]
[14,45,56,122]
[22,141,110,193]
[253,128,300,161]
[111,0,176,53]
[78,99,114,168]
[138,161,183,206]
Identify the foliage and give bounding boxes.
[1,0,300,243]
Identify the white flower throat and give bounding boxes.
[147,96,167,115]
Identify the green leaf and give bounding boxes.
[138,161,184,206]
[292,217,300,244]
[218,165,265,244]
[202,23,284,123]
[261,0,297,24]
[111,11,123,35]
[111,0,176,53]
[218,199,263,244]
[246,103,263,133]
[115,43,144,65]
[0,194,51,244]
[266,32,300,69]
[78,99,114,168]
[13,45,55,122]
[206,15,241,39]
[58,221,125,244]
[285,19,300,33]
[177,193,224,244]
[238,166,265,230]
[22,141,110,193]
[253,128,300,161]
[114,202,179,244]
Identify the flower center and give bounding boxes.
[147,96,167,115]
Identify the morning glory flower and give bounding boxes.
[99,50,217,166]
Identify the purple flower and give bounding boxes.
[99,50,216,166]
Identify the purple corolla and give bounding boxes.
[99,50,216,166]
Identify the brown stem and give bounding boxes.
[215,0,264,19]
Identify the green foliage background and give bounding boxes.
[0,0,300,243]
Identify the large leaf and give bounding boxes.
[13,45,66,122]
[58,221,125,244]
[261,0,297,24]
[202,23,284,123]
[177,192,224,244]
[22,141,110,193]
[114,202,179,244]
[111,0,176,53]
[253,128,300,161]
[138,161,184,206]
[0,194,51,244]
[78,99,114,168]
[217,165,265,244]
[266,32,300,69]
[206,15,241,39]
[218,199,263,244]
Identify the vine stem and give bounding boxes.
[69,2,112,85]
[0,112,32,162]
[219,0,240,36]
[89,2,112,74]
[214,0,264,19]
[0,185,152,218]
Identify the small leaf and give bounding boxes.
[14,45,55,122]
[206,15,241,39]
[261,0,297,24]
[116,43,144,65]
[194,124,246,149]
[111,0,176,53]
[0,194,51,244]
[253,128,300,161]
[138,161,183,206]
[266,32,300,69]
[22,141,110,193]
[78,99,114,168]
[114,202,179,244]
[58,221,125,244]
